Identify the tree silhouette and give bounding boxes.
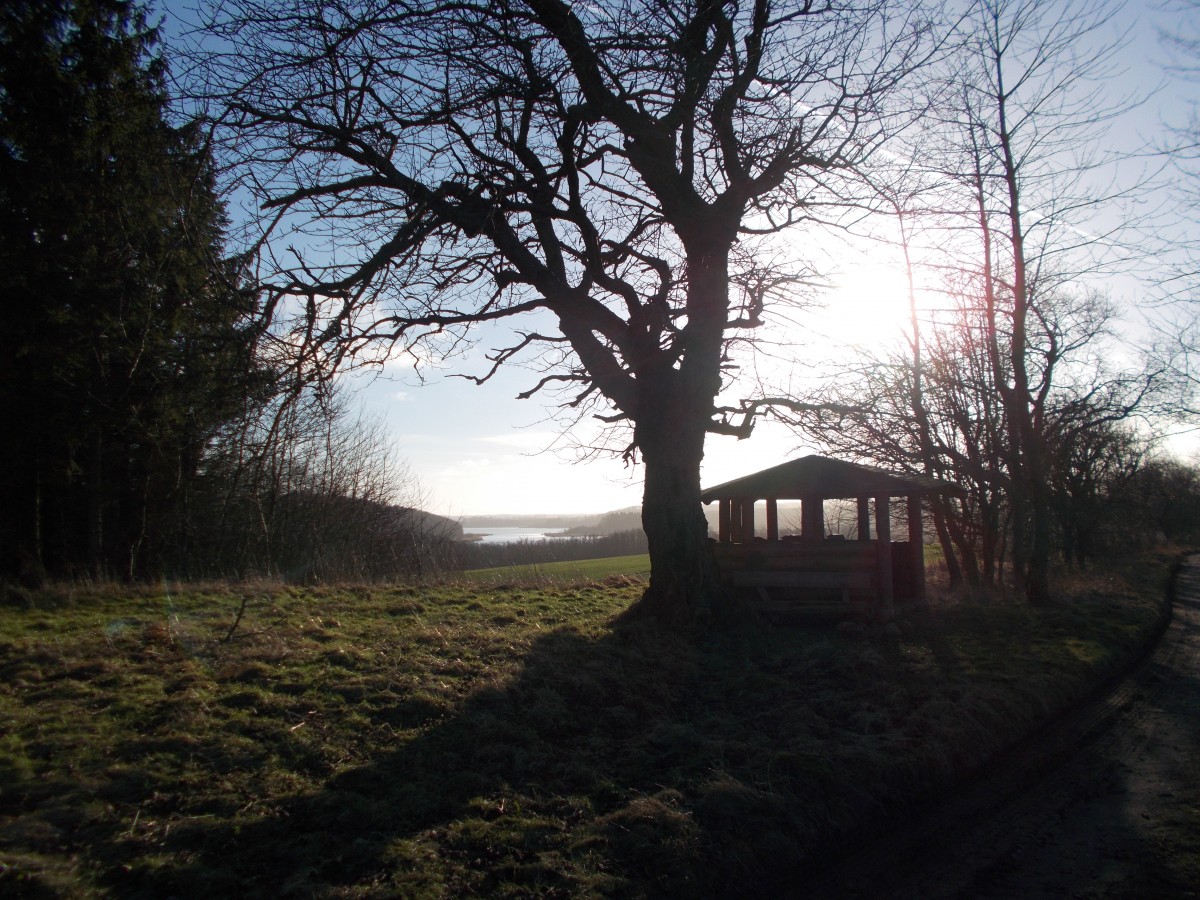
[196,0,933,622]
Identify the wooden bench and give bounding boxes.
[731,569,873,608]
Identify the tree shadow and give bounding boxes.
[65,581,1177,899]
[123,619,839,898]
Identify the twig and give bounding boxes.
[222,595,252,643]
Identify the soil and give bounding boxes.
[813,556,1200,899]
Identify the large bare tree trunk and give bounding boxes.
[624,241,731,625]
[633,417,721,625]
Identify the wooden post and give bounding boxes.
[719,498,731,543]
[729,499,742,544]
[802,495,824,542]
[907,495,926,604]
[857,497,871,541]
[766,498,779,542]
[875,495,894,621]
[741,499,755,543]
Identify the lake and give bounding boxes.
[462,526,570,544]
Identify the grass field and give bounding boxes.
[0,551,1175,897]
[461,553,651,583]
[460,545,945,585]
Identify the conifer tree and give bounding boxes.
[0,0,261,579]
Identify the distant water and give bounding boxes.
[463,526,570,544]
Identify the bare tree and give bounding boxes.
[765,0,1165,600]
[193,0,935,623]
[195,381,452,581]
[943,0,1161,602]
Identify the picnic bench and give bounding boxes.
[731,569,874,617]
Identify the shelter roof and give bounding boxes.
[700,454,961,502]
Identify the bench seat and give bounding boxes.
[731,569,873,606]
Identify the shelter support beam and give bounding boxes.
[908,495,926,604]
[857,497,871,541]
[875,495,894,621]
[802,495,824,542]
[740,499,755,543]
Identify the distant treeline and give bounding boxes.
[454,530,648,570]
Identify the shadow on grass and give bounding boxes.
[11,574,1163,900]
[109,618,960,898]
[900,568,1200,899]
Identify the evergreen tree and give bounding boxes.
[0,0,262,580]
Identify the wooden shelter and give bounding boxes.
[701,455,960,620]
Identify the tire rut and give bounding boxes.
[810,556,1200,899]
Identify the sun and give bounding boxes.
[736,237,929,398]
[819,254,918,352]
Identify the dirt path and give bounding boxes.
[815,556,1200,899]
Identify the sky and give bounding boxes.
[357,327,853,520]
[159,1,1198,520]
[351,316,829,518]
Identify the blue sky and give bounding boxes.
[354,330,815,518]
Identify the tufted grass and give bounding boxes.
[0,551,1174,897]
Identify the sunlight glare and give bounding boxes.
[816,256,916,353]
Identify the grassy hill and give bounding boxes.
[0,551,1174,896]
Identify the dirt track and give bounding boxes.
[815,556,1200,899]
